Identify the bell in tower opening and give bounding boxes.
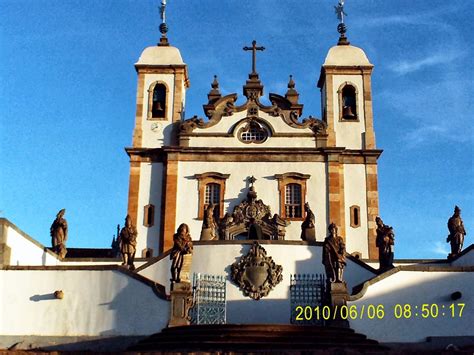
[152,83,167,118]
[341,84,357,119]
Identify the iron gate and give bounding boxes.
[190,273,226,325]
[290,273,326,325]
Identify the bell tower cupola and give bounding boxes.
[317,0,375,150]
[131,0,189,149]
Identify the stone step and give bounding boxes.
[129,324,386,352]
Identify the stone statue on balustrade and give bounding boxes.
[119,215,137,270]
[322,223,346,283]
[375,216,395,271]
[200,203,218,241]
[447,205,467,259]
[170,223,193,283]
[50,209,68,259]
[300,202,316,242]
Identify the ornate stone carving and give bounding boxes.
[170,223,193,283]
[322,223,346,283]
[218,178,289,240]
[447,205,467,260]
[200,203,218,241]
[50,209,68,259]
[231,242,283,300]
[375,216,395,271]
[301,202,316,242]
[119,215,138,270]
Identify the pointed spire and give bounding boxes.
[207,75,221,103]
[158,0,169,46]
[285,75,300,105]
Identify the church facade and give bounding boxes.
[1,3,473,352]
[127,36,381,260]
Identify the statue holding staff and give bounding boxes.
[119,215,137,270]
[322,223,346,283]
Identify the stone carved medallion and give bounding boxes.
[231,242,283,300]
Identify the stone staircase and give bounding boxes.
[129,324,387,352]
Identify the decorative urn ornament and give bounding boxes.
[231,242,283,300]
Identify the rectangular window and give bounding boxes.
[285,184,302,218]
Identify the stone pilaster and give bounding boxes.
[365,160,379,259]
[160,157,178,253]
[168,282,193,327]
[126,157,141,228]
[327,152,346,240]
[362,69,376,149]
[324,73,336,147]
[327,282,349,328]
[132,72,145,148]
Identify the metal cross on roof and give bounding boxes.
[334,0,347,24]
[243,40,265,75]
[248,176,257,187]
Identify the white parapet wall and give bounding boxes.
[0,266,169,337]
[0,218,60,266]
[348,266,474,343]
[138,241,377,324]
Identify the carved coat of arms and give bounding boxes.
[231,242,283,300]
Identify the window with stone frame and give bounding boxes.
[350,205,361,228]
[275,172,310,221]
[238,120,268,144]
[195,172,230,220]
[147,82,168,120]
[143,204,155,227]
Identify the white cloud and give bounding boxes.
[390,51,463,75]
[431,241,450,256]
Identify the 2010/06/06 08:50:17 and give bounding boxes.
[294,303,466,321]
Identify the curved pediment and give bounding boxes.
[178,74,327,148]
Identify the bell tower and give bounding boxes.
[126,1,189,256]
[317,1,380,259]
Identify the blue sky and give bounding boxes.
[1,0,472,259]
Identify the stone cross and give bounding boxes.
[243,40,265,74]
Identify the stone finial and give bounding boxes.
[207,75,221,103]
[285,75,300,105]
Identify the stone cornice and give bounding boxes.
[125,146,383,163]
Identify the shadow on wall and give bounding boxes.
[98,272,169,337]
[30,293,56,302]
[224,178,251,213]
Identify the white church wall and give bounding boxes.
[188,136,316,148]
[141,74,176,148]
[343,164,369,258]
[136,162,163,257]
[348,270,473,343]
[187,110,317,148]
[138,243,376,323]
[0,269,169,336]
[176,161,328,241]
[0,220,60,266]
[331,75,366,149]
[452,247,474,266]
